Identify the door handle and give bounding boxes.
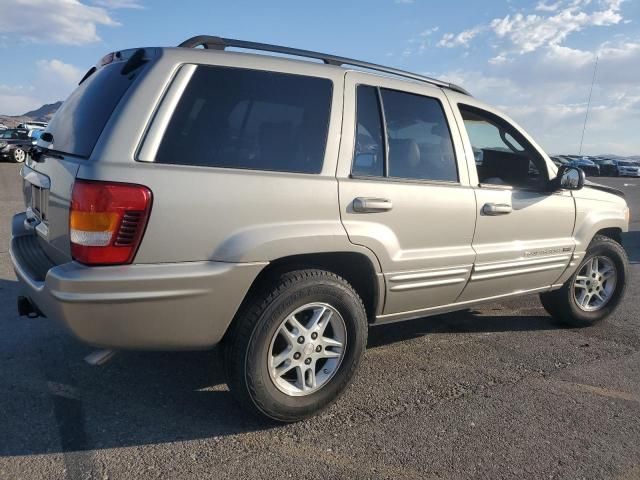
[353,197,393,213]
[483,203,512,215]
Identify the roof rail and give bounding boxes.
[178,35,471,96]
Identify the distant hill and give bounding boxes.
[0,101,62,128]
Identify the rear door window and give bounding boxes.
[381,89,458,182]
[353,86,385,177]
[154,66,333,174]
[351,85,458,182]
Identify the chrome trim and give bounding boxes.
[390,277,467,292]
[20,165,50,189]
[473,254,571,272]
[471,262,567,281]
[137,64,197,162]
[389,267,470,282]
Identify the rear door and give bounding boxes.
[337,72,477,318]
[22,49,155,264]
[447,97,576,302]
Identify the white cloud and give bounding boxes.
[437,36,640,155]
[0,85,41,116]
[490,0,622,55]
[419,27,439,37]
[535,1,562,12]
[0,0,121,45]
[0,59,84,115]
[489,54,509,65]
[437,26,484,48]
[437,0,623,56]
[36,59,84,87]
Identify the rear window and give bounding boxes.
[45,61,139,158]
[154,66,333,174]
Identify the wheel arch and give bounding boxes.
[593,227,623,244]
[235,251,384,325]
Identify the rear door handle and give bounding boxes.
[483,203,512,215]
[353,197,393,213]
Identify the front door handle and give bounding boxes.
[353,197,393,213]
[483,203,512,215]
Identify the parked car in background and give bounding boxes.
[0,123,8,131]
[0,128,31,163]
[550,156,570,167]
[28,129,44,144]
[593,158,619,176]
[11,36,631,422]
[17,121,48,130]
[569,157,600,176]
[617,160,640,177]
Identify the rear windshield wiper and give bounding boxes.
[29,145,63,162]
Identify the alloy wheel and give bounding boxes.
[268,302,347,396]
[573,256,617,312]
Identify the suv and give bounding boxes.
[10,36,630,422]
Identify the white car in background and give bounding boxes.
[617,161,640,177]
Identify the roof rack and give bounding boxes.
[178,35,471,96]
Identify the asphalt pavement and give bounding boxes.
[1,162,639,479]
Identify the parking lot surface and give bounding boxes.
[1,162,639,479]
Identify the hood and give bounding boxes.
[583,180,625,199]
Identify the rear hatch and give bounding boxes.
[22,48,155,265]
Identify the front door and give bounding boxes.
[450,101,576,302]
[337,72,477,317]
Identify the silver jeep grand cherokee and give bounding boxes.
[11,36,630,422]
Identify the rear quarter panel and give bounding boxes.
[78,50,362,265]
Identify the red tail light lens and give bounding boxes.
[70,180,152,265]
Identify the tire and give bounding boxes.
[540,235,628,327]
[12,148,26,163]
[223,269,368,422]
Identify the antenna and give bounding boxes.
[578,56,598,156]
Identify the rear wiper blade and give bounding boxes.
[29,145,63,162]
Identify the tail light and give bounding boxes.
[70,180,152,265]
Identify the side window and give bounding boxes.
[155,66,333,174]
[351,85,458,182]
[460,105,547,189]
[353,86,384,177]
[381,89,457,182]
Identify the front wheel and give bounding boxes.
[540,235,628,327]
[224,269,368,422]
[13,148,26,163]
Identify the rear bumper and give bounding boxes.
[10,212,266,350]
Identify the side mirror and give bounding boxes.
[40,132,53,143]
[556,165,585,191]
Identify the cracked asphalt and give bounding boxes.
[1,162,639,479]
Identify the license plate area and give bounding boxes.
[27,183,49,224]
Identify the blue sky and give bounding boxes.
[1,0,639,154]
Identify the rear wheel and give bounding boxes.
[13,148,26,163]
[224,269,368,422]
[540,235,628,327]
